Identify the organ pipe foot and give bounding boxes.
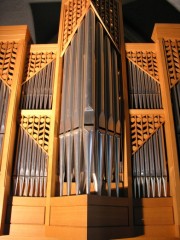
[83,126,95,195]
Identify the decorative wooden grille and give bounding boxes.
[126,51,159,82]
[20,114,51,153]
[24,51,56,81]
[91,0,120,48]
[0,41,18,87]
[130,113,165,153]
[61,0,90,53]
[163,39,180,87]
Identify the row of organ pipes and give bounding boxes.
[13,127,48,197]
[10,8,171,199]
[12,59,55,197]
[59,9,123,197]
[21,60,55,110]
[127,58,168,198]
[132,126,167,198]
[127,60,163,109]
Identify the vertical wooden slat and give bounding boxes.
[0,26,30,234]
[45,0,65,227]
[118,0,133,228]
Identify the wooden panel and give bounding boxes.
[10,206,45,224]
[9,224,45,237]
[0,25,30,41]
[133,197,173,207]
[88,195,129,207]
[0,236,57,240]
[46,226,87,240]
[88,226,133,240]
[125,43,156,52]
[56,183,96,196]
[50,195,87,206]
[10,196,46,206]
[29,44,58,52]
[134,225,176,238]
[129,109,164,115]
[152,24,180,41]
[134,206,174,226]
[88,206,128,226]
[50,206,87,226]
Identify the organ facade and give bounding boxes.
[0,1,179,239]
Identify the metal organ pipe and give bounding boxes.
[12,57,55,197]
[127,59,168,198]
[58,9,123,197]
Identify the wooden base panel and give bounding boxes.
[2,196,177,239]
[46,226,87,240]
[134,226,176,238]
[88,226,134,240]
[115,237,179,240]
[133,198,174,226]
[0,238,58,240]
[8,224,46,237]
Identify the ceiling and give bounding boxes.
[0,0,179,44]
[123,0,180,42]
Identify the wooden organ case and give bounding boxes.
[0,1,179,239]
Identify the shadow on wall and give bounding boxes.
[30,2,61,44]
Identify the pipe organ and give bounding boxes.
[0,1,179,239]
